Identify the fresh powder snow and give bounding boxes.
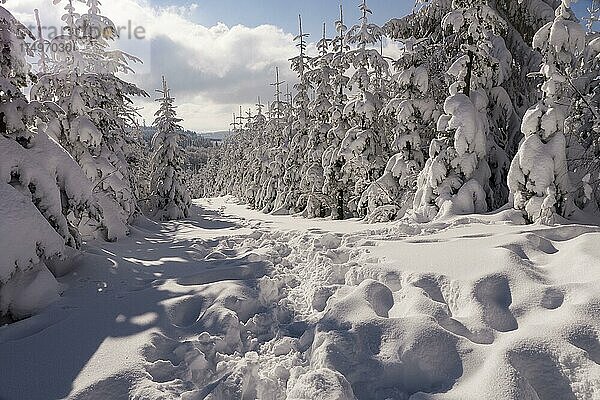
[1,0,600,399]
[1,198,600,399]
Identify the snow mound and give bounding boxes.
[287,368,356,400]
[0,183,62,318]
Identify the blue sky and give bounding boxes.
[150,0,414,36]
[150,0,595,36]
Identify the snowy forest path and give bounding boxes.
[0,198,271,400]
[0,196,381,400]
[2,198,600,400]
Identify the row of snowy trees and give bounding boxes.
[0,1,190,319]
[197,0,600,224]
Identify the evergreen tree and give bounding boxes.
[149,77,191,221]
[246,100,270,210]
[563,2,600,212]
[413,0,512,220]
[279,15,312,214]
[359,37,439,222]
[262,69,290,213]
[32,0,147,239]
[0,4,101,318]
[338,0,390,217]
[323,4,351,220]
[300,23,335,218]
[508,0,586,223]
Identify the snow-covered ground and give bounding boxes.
[1,197,600,400]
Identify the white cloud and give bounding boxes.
[9,0,298,132]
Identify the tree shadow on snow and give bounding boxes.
[0,204,256,400]
[164,204,242,231]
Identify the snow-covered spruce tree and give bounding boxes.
[32,8,52,75]
[245,101,270,210]
[225,111,250,199]
[562,6,600,212]
[216,111,243,198]
[359,37,439,222]
[508,0,586,223]
[273,85,298,214]
[254,101,283,213]
[323,4,352,219]
[126,123,151,205]
[336,0,390,217]
[239,109,256,204]
[299,23,335,218]
[261,70,290,213]
[32,0,147,240]
[0,4,102,319]
[433,1,568,209]
[235,108,258,202]
[491,0,557,159]
[413,0,513,221]
[241,105,273,211]
[149,77,191,220]
[75,0,148,223]
[277,15,312,215]
[385,0,452,42]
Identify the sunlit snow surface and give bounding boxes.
[1,196,600,399]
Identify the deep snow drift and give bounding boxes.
[1,197,599,400]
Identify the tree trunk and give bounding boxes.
[336,189,345,220]
[0,112,6,136]
[464,37,474,97]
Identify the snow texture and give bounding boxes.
[2,197,600,400]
